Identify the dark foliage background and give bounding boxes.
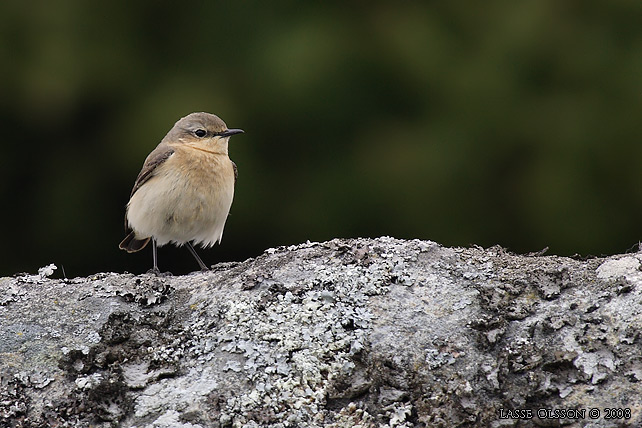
[1,1,641,276]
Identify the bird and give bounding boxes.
[119,112,243,273]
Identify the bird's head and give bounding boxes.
[164,112,244,154]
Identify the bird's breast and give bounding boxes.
[127,146,235,246]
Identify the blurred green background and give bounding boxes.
[1,1,641,276]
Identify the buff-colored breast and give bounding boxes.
[126,146,235,247]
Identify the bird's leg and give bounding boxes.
[148,238,161,275]
[186,242,209,271]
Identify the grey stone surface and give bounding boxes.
[1,237,641,427]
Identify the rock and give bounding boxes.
[0,237,640,427]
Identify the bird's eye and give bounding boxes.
[194,129,207,138]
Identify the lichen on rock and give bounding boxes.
[1,237,641,427]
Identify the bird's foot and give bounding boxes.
[147,267,161,276]
[146,267,173,276]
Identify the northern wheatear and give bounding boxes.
[119,112,243,272]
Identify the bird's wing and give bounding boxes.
[232,160,238,185]
[130,144,175,198]
[123,144,175,231]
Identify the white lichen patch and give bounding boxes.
[134,367,219,418]
[75,373,103,390]
[596,256,641,281]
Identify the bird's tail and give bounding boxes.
[119,231,151,253]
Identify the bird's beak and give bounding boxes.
[220,129,244,137]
